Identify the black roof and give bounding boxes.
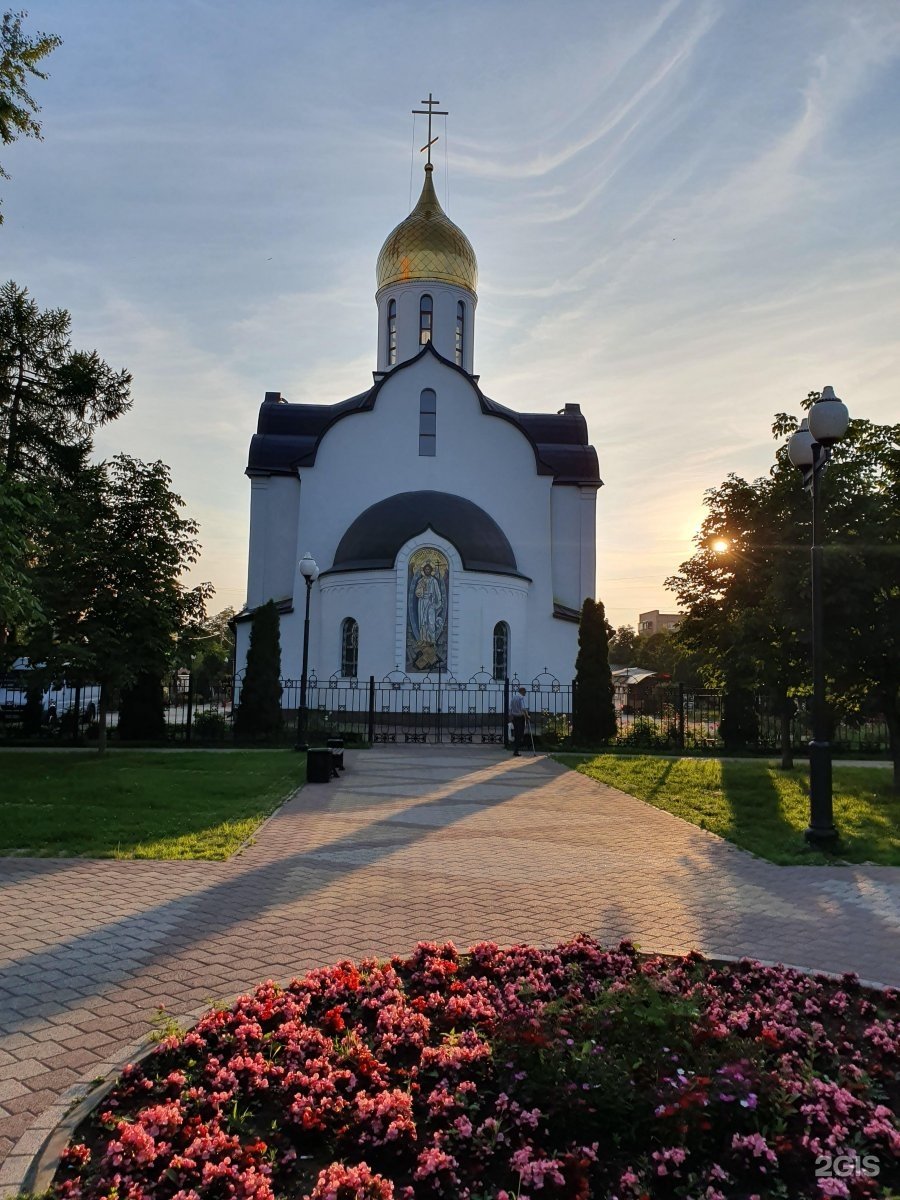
[246,343,602,487]
[329,491,526,578]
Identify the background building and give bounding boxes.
[638,610,682,636]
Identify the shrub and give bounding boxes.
[719,686,760,750]
[538,710,571,747]
[191,710,230,741]
[22,684,43,736]
[618,715,670,748]
[118,672,166,740]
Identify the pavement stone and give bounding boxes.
[1,746,898,1180]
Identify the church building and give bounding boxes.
[237,131,601,688]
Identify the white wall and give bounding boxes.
[550,486,581,610]
[245,475,301,607]
[318,537,529,684]
[242,353,588,685]
[319,570,395,679]
[375,280,476,372]
[550,483,598,609]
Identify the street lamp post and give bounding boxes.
[787,386,850,848]
[294,552,319,752]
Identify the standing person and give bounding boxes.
[509,686,529,756]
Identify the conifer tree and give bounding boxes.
[118,671,166,741]
[234,600,283,742]
[572,597,618,746]
[0,11,62,223]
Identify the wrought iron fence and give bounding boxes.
[0,670,891,754]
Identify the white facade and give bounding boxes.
[238,165,600,688]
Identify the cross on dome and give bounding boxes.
[412,92,447,167]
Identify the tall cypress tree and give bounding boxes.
[572,597,618,746]
[234,600,283,741]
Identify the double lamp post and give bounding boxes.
[787,386,850,849]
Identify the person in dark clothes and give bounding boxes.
[510,686,529,756]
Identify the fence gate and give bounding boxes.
[294,670,577,746]
[370,670,507,745]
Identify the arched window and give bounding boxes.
[340,618,358,678]
[455,301,465,365]
[419,294,433,346]
[492,621,509,681]
[387,299,397,366]
[419,388,436,456]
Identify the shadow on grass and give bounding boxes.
[828,767,900,865]
[645,759,677,805]
[719,761,812,864]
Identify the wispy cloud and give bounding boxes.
[4,0,899,624]
[452,2,720,181]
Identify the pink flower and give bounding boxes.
[308,1161,394,1200]
[731,1132,778,1165]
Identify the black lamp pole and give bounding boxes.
[294,554,318,752]
[788,388,849,850]
[435,654,443,744]
[806,442,837,846]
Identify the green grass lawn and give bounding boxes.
[0,750,306,859]
[559,754,899,865]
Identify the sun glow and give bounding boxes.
[712,539,730,554]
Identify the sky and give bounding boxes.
[3,0,899,627]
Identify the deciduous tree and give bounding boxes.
[668,397,900,782]
[178,607,235,700]
[27,455,211,751]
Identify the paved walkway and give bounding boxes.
[1,748,898,1185]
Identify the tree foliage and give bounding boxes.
[608,625,638,663]
[0,471,43,663]
[0,10,62,221]
[668,396,900,781]
[178,606,235,699]
[608,624,702,684]
[572,597,617,746]
[0,280,132,480]
[234,601,283,742]
[26,455,211,749]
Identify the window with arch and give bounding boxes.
[419,388,436,456]
[387,299,397,365]
[340,617,358,678]
[492,621,510,681]
[455,301,465,365]
[419,294,433,345]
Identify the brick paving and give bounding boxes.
[1,747,898,1186]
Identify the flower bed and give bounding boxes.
[55,938,898,1199]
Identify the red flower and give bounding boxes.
[323,1006,347,1034]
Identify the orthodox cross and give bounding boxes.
[413,92,447,166]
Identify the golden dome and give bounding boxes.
[376,164,478,294]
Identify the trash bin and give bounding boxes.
[307,747,333,783]
[327,736,344,770]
